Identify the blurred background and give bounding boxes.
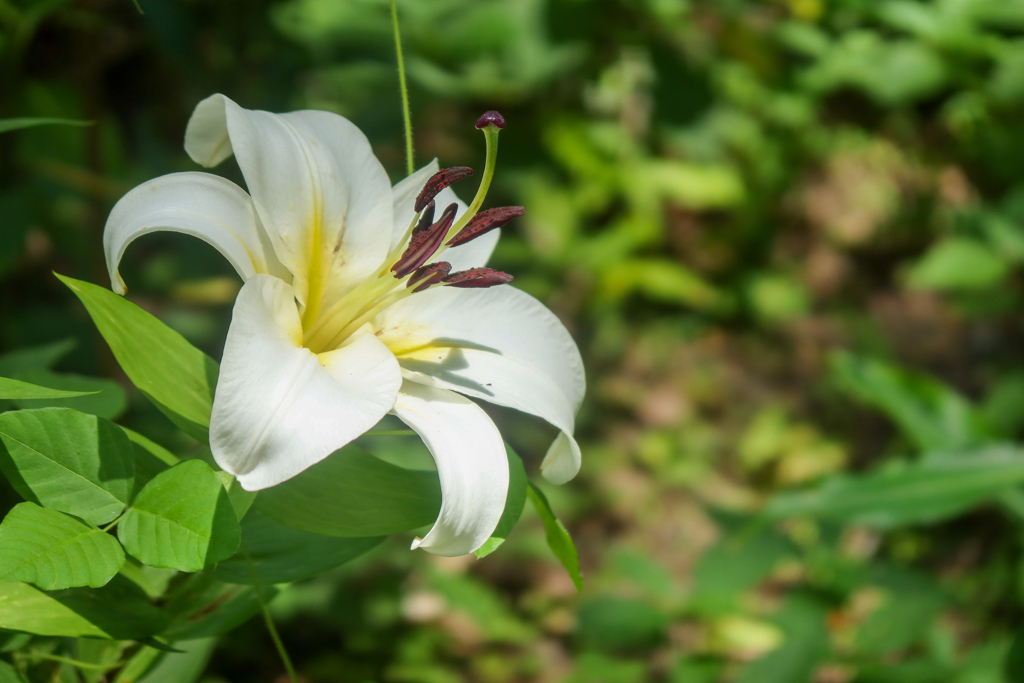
[5,0,1024,680]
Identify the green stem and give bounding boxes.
[30,653,123,671]
[101,511,125,533]
[248,551,298,683]
[391,0,414,176]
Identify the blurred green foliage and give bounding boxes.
[7,0,1024,680]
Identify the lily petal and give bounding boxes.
[391,160,500,271]
[375,286,585,484]
[211,275,402,490]
[185,94,394,309]
[103,172,287,294]
[392,381,508,556]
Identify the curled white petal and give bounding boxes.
[376,285,585,483]
[103,172,286,294]
[390,160,500,271]
[185,94,394,308]
[211,275,402,490]
[392,381,508,556]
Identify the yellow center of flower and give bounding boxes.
[300,121,510,356]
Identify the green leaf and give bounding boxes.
[735,594,829,683]
[576,595,671,650]
[764,445,1024,529]
[906,237,1009,291]
[0,408,135,526]
[0,576,167,639]
[161,574,275,641]
[0,339,76,377]
[0,660,27,683]
[118,460,240,571]
[256,446,441,537]
[57,274,218,442]
[211,509,382,585]
[0,376,96,400]
[0,503,124,590]
[118,458,240,573]
[828,351,991,452]
[0,118,92,134]
[11,370,127,420]
[476,446,528,558]
[216,472,255,521]
[1006,625,1024,683]
[134,638,217,683]
[527,482,582,591]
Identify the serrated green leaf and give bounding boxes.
[527,482,582,591]
[11,370,127,420]
[476,446,528,558]
[0,576,167,639]
[0,503,124,590]
[0,408,135,526]
[764,445,1024,528]
[57,274,218,442]
[118,460,240,571]
[0,117,92,134]
[211,509,382,585]
[256,446,440,537]
[0,377,96,400]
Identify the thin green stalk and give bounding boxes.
[247,550,297,683]
[29,653,123,671]
[391,0,414,175]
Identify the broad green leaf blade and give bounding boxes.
[828,351,991,452]
[0,408,135,525]
[132,638,217,683]
[161,574,276,641]
[118,460,240,571]
[211,509,382,585]
[764,445,1024,528]
[0,576,167,639]
[476,445,528,558]
[11,370,127,419]
[0,376,96,400]
[527,482,582,591]
[0,118,92,134]
[214,472,256,521]
[735,594,830,683]
[256,446,441,537]
[0,503,124,590]
[0,659,28,683]
[57,274,218,442]
[0,339,76,377]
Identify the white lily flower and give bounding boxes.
[103,94,585,556]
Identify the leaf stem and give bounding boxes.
[391,0,414,176]
[101,511,126,533]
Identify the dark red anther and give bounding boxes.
[413,201,435,236]
[408,261,452,292]
[443,267,514,288]
[392,203,459,278]
[415,167,474,213]
[447,206,525,247]
[475,111,506,130]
